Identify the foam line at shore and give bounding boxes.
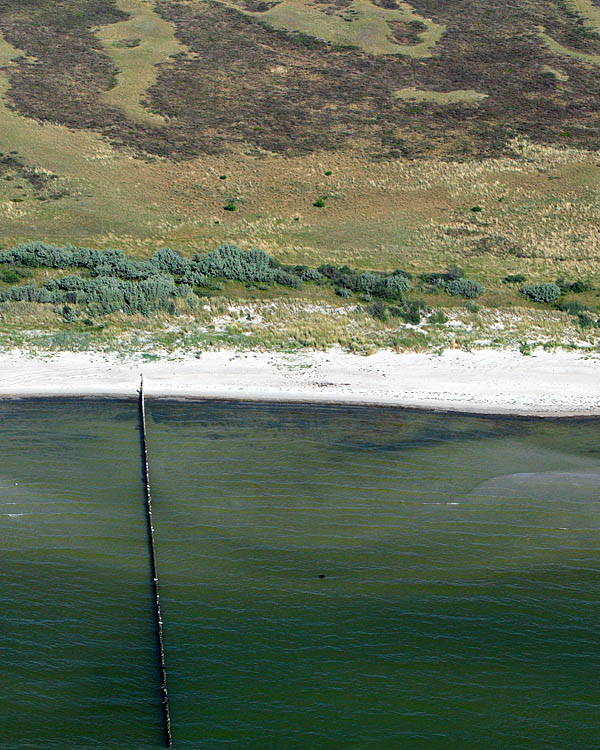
[0,349,599,417]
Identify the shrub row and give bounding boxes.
[419,267,485,299]
[0,242,304,288]
[317,264,412,299]
[520,280,595,305]
[0,274,189,316]
[0,243,493,318]
[0,242,159,280]
[1,243,490,303]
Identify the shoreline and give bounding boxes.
[0,348,599,417]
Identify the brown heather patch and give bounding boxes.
[0,0,598,160]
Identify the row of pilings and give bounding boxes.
[139,376,173,748]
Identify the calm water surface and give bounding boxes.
[1,400,599,748]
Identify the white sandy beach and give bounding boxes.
[0,348,599,416]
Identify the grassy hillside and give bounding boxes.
[0,0,598,352]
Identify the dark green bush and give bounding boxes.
[316,265,410,299]
[554,278,593,294]
[293,266,323,283]
[445,265,464,280]
[446,279,484,298]
[429,310,449,324]
[504,274,527,284]
[61,304,77,322]
[571,280,593,293]
[558,300,590,316]
[555,278,571,294]
[149,247,190,275]
[317,264,350,284]
[521,283,561,304]
[1,268,20,284]
[368,300,387,320]
[419,271,446,285]
[578,313,595,329]
[391,300,423,324]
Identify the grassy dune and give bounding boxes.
[0,0,598,353]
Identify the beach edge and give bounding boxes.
[1,348,599,418]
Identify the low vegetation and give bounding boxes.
[0,2,598,358]
[521,283,562,304]
[1,0,600,159]
[1,241,599,355]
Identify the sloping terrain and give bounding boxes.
[0,0,599,159]
[0,0,598,353]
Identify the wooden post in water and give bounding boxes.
[139,375,173,748]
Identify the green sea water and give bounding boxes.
[2,399,599,749]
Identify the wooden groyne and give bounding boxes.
[139,375,173,748]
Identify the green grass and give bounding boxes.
[96,0,185,124]
[568,0,600,30]
[539,27,600,65]
[219,0,445,57]
[394,87,488,104]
